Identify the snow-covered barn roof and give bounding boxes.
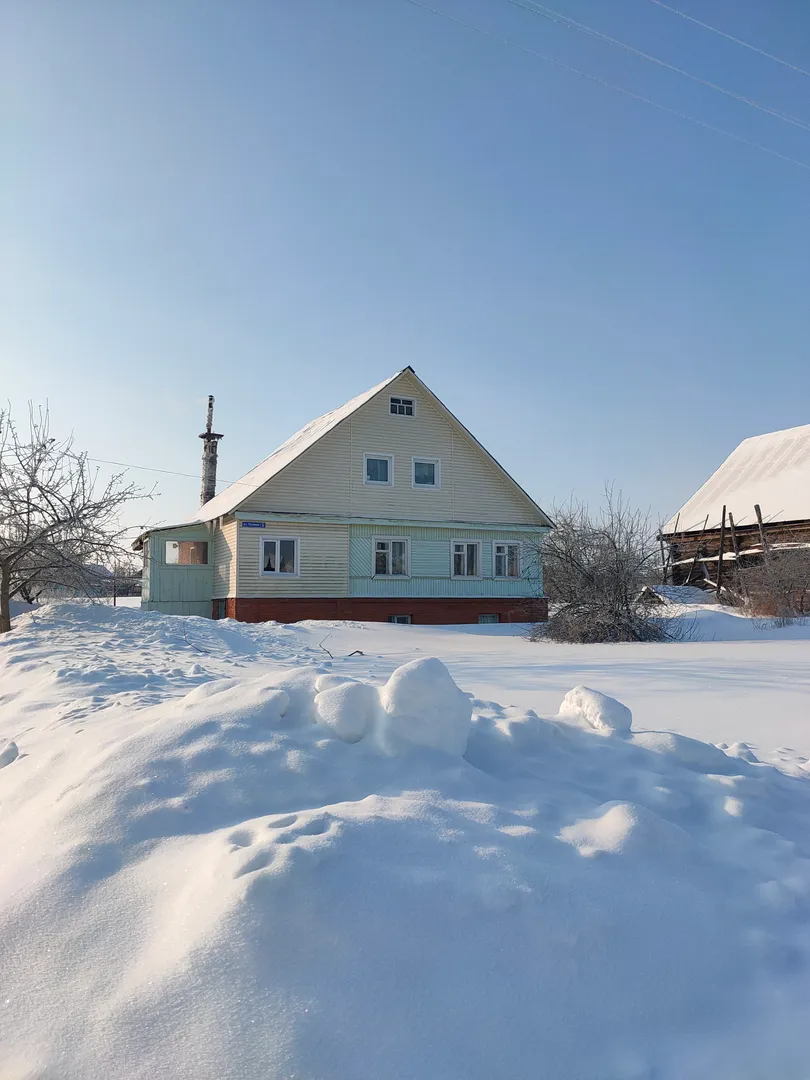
[663,422,810,534]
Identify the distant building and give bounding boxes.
[661,423,810,591]
[133,368,552,624]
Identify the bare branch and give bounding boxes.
[0,405,150,631]
[527,486,680,643]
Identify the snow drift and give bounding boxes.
[2,604,810,1079]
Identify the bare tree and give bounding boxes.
[734,549,810,624]
[0,407,149,632]
[529,488,674,643]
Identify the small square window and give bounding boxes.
[494,542,522,578]
[478,614,500,624]
[166,540,208,565]
[364,454,393,485]
[388,614,412,624]
[390,396,414,417]
[412,457,440,489]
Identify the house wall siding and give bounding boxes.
[348,524,542,598]
[238,371,544,525]
[240,422,352,517]
[235,521,349,598]
[142,600,212,617]
[141,523,214,613]
[212,518,237,599]
[141,538,151,601]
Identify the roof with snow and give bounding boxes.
[196,371,405,523]
[192,367,551,527]
[663,422,810,534]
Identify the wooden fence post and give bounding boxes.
[754,504,771,561]
[716,505,726,599]
[727,510,740,558]
[686,515,710,587]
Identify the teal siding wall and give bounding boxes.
[141,538,151,601]
[141,524,214,617]
[349,524,543,598]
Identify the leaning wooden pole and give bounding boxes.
[754,503,771,561]
[727,510,747,605]
[663,513,679,582]
[685,515,710,587]
[716,505,727,599]
[727,510,740,558]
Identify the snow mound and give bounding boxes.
[559,800,691,858]
[558,685,632,735]
[633,730,739,774]
[3,605,810,1079]
[315,679,379,743]
[378,656,472,755]
[312,658,471,754]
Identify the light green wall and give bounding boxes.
[141,600,212,617]
[140,524,214,616]
[348,524,544,598]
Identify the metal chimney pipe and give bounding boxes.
[199,395,224,506]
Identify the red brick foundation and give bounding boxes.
[214,597,548,625]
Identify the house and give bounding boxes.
[133,368,553,624]
[660,423,810,592]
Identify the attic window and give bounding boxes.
[390,396,414,417]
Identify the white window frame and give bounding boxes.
[165,539,209,567]
[372,536,411,578]
[411,456,441,490]
[363,452,394,487]
[259,536,301,577]
[388,614,412,624]
[493,541,522,579]
[451,539,482,579]
[389,395,415,418]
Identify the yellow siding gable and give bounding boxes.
[239,371,544,525]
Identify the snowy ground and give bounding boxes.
[2,601,810,1079]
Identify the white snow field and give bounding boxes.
[2,603,810,1079]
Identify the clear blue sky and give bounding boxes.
[3,0,809,534]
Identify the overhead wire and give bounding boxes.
[88,457,253,487]
[502,0,810,132]
[397,0,810,171]
[644,0,810,80]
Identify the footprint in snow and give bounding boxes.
[231,813,335,878]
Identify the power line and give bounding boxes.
[397,0,810,171]
[644,0,810,80]
[503,0,810,132]
[88,457,252,487]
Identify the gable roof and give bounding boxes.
[196,367,552,527]
[663,422,810,534]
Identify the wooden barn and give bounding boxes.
[660,423,810,597]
